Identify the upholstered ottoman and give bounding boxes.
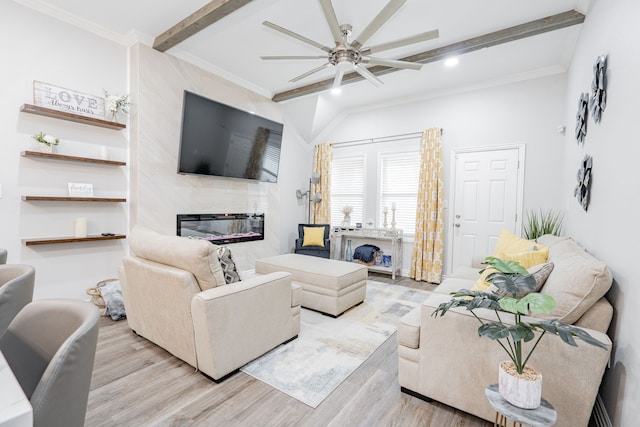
[255,253,367,317]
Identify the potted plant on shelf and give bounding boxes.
[103,90,131,122]
[32,131,59,154]
[432,256,607,409]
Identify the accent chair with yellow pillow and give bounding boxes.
[294,224,330,258]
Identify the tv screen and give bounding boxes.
[177,91,283,183]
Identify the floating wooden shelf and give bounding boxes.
[20,104,126,130]
[23,234,126,246]
[22,196,126,202]
[21,151,126,166]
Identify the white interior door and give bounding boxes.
[449,146,523,272]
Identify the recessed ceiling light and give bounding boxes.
[331,87,342,95]
[444,57,459,67]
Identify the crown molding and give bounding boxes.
[13,0,132,45]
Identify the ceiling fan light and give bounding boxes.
[444,57,459,67]
[335,61,354,72]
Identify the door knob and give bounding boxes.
[454,223,461,228]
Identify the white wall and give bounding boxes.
[322,73,569,273]
[0,2,128,299]
[562,0,639,424]
[129,44,310,270]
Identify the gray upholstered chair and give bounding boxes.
[0,299,99,427]
[0,248,7,264]
[294,223,331,258]
[0,264,35,337]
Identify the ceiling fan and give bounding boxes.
[261,0,439,90]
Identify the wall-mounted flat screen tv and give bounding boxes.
[177,90,283,183]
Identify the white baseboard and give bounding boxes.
[592,394,613,427]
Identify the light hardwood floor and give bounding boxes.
[86,273,492,427]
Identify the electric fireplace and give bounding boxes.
[177,213,264,244]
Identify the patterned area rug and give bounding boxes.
[240,280,431,407]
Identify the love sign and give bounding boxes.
[33,81,105,119]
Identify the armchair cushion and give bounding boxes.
[130,226,225,290]
[537,237,612,324]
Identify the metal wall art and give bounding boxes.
[574,154,593,211]
[589,55,607,123]
[575,92,589,144]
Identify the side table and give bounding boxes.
[485,384,557,427]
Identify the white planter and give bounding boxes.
[498,361,542,409]
[37,143,55,154]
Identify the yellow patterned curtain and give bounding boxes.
[312,143,332,224]
[410,128,444,283]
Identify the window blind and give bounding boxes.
[330,155,365,226]
[380,152,420,234]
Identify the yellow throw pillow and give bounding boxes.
[302,226,325,247]
[493,228,538,258]
[471,267,498,292]
[504,246,549,269]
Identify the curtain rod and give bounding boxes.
[330,128,443,147]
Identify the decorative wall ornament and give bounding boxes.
[574,155,593,211]
[589,55,607,123]
[575,92,589,144]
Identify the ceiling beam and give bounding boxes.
[271,9,585,103]
[153,0,253,52]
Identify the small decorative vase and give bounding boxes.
[345,239,353,262]
[498,361,542,409]
[342,214,351,227]
[38,143,54,154]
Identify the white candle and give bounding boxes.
[383,206,388,213]
[392,202,396,210]
[74,218,88,238]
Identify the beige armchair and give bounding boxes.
[0,264,35,337]
[120,226,301,381]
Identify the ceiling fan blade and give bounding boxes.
[332,70,345,89]
[354,64,383,87]
[319,0,343,44]
[362,57,422,70]
[261,55,327,60]
[351,0,406,49]
[263,21,331,53]
[290,63,330,82]
[365,29,439,54]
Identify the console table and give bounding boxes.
[333,228,403,280]
[0,350,32,426]
[485,384,557,427]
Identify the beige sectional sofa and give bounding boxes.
[119,226,301,381]
[398,235,614,427]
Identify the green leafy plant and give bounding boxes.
[104,90,131,115]
[522,209,564,240]
[432,257,607,374]
[32,132,59,146]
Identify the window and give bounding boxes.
[330,155,365,226]
[379,152,420,235]
[330,137,421,235]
